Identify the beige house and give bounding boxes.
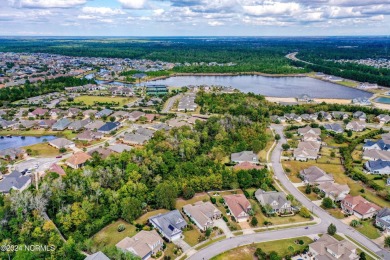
[223,194,251,222]
[65,152,92,169]
[116,230,163,260]
[183,201,221,231]
[318,182,350,201]
[309,234,359,260]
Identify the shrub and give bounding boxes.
[299,207,311,218]
[223,216,228,222]
[327,223,337,235]
[322,197,334,209]
[210,197,216,204]
[117,224,126,232]
[219,198,225,204]
[251,217,258,227]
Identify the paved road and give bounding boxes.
[188,224,325,260]
[162,94,181,113]
[188,124,389,260]
[270,124,389,259]
[285,52,313,65]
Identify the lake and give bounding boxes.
[0,135,57,151]
[145,75,372,99]
[374,97,390,104]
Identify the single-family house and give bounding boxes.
[84,251,110,260]
[284,113,302,122]
[365,160,390,174]
[332,112,349,120]
[317,182,350,201]
[183,201,221,231]
[223,194,251,222]
[302,132,322,143]
[309,234,358,260]
[297,126,321,136]
[294,141,321,161]
[84,120,105,131]
[76,130,104,142]
[48,163,66,176]
[255,189,293,214]
[37,119,56,129]
[0,170,31,194]
[88,148,113,159]
[67,108,82,118]
[82,109,98,118]
[233,161,264,171]
[363,139,390,151]
[324,123,344,133]
[68,119,91,131]
[346,121,366,132]
[116,230,163,260]
[0,148,26,160]
[122,133,151,146]
[149,210,187,241]
[376,208,390,234]
[363,149,390,161]
[377,114,390,124]
[98,122,120,134]
[65,152,92,169]
[231,151,259,164]
[107,144,132,153]
[353,111,367,121]
[341,195,381,218]
[52,118,72,131]
[95,109,113,119]
[299,166,334,184]
[30,108,48,117]
[128,111,146,122]
[49,138,75,149]
[318,111,332,121]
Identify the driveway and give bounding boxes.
[214,219,234,238]
[173,238,191,252]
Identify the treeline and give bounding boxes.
[196,92,270,122]
[291,59,390,87]
[120,70,171,77]
[0,77,95,105]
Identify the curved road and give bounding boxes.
[188,124,389,260]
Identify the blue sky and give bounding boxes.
[0,0,389,36]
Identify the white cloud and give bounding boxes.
[8,0,87,8]
[208,21,224,26]
[243,1,301,16]
[118,0,147,9]
[153,9,165,16]
[82,7,125,16]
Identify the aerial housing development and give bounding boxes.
[1,5,390,258]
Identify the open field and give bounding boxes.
[211,237,313,260]
[24,143,61,157]
[92,219,136,249]
[72,95,136,106]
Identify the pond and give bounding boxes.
[0,135,57,151]
[144,75,372,99]
[374,97,390,104]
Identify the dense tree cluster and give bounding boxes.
[0,77,95,105]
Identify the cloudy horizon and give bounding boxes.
[0,0,389,36]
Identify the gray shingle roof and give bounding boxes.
[149,210,187,239]
[0,170,31,193]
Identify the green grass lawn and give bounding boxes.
[183,227,202,246]
[258,129,273,162]
[73,95,136,106]
[316,156,341,164]
[325,208,345,219]
[24,143,62,157]
[135,209,169,225]
[211,237,313,260]
[176,193,210,209]
[353,220,381,239]
[298,186,321,201]
[92,219,136,249]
